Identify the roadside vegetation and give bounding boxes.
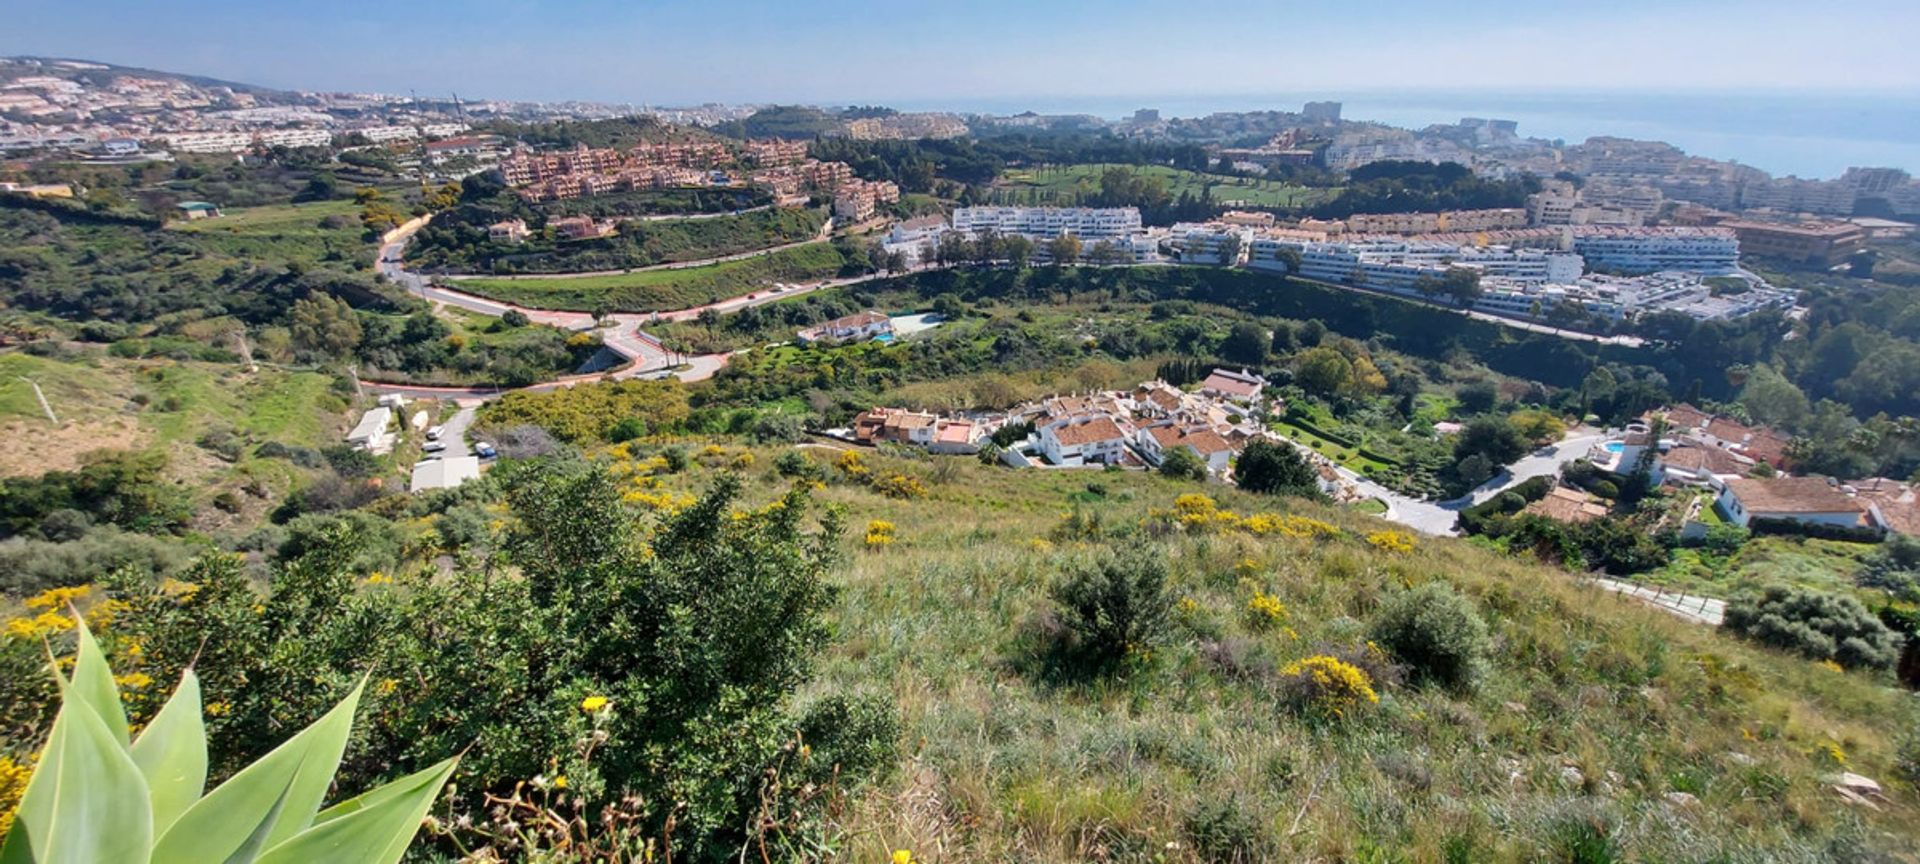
[447,241,854,312]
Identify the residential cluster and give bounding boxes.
[883,205,1160,264]
[1579,405,1920,540]
[490,137,895,214]
[830,368,1354,497]
[1190,221,1793,324]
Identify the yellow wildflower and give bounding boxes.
[1246,591,1288,629]
[25,585,91,611]
[864,520,897,550]
[893,851,915,864]
[553,775,568,790]
[1280,655,1378,716]
[114,672,154,690]
[205,701,231,717]
[1365,530,1416,554]
[581,695,610,713]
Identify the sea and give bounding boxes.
[890,90,1920,180]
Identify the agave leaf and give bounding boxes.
[217,772,297,864]
[152,677,367,863]
[66,612,130,747]
[130,669,208,836]
[0,684,153,864]
[256,756,459,864]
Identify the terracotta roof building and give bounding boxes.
[1199,368,1267,403]
[1716,476,1871,530]
[1522,486,1609,524]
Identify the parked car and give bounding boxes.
[475,442,497,459]
[423,440,447,453]
[426,425,444,441]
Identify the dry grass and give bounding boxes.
[626,444,1920,861]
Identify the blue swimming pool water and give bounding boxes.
[1604,441,1625,453]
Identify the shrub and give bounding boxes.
[320,444,380,478]
[1234,439,1320,497]
[1278,654,1379,718]
[1183,795,1269,863]
[1368,581,1490,689]
[863,519,896,549]
[1245,590,1288,630]
[1044,548,1173,676]
[774,450,824,481]
[794,692,900,785]
[749,413,805,443]
[1159,446,1208,480]
[1721,584,1903,670]
[606,416,648,443]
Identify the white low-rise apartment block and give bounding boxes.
[951,206,1143,240]
[1570,227,1738,274]
[1038,415,1131,466]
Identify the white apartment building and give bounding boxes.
[1570,228,1738,274]
[1173,223,1251,264]
[951,206,1143,240]
[1247,237,1582,290]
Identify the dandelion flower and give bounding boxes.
[581,695,610,713]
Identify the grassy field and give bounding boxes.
[1647,533,1880,600]
[0,350,352,530]
[167,199,375,269]
[996,163,1336,210]
[605,443,1920,861]
[446,241,848,312]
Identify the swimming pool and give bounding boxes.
[1603,441,1625,453]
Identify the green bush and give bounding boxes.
[1721,584,1903,670]
[1038,547,1173,677]
[794,692,900,784]
[1368,581,1490,689]
[1158,446,1209,480]
[774,450,824,481]
[1183,795,1270,863]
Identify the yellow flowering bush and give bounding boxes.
[25,585,90,611]
[1366,530,1416,554]
[1246,591,1289,629]
[836,449,869,478]
[1240,513,1341,540]
[0,753,29,838]
[581,695,610,713]
[871,473,929,499]
[1279,655,1379,717]
[864,520,897,549]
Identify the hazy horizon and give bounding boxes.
[8,0,1919,105]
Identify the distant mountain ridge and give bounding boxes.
[0,55,295,98]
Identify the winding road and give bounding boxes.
[371,217,921,399]
[371,219,1620,536]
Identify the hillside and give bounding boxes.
[5,429,1915,861]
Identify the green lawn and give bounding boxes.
[996,163,1336,210]
[167,199,373,269]
[447,242,848,312]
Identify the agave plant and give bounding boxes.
[0,614,457,864]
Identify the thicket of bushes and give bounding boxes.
[1721,584,1904,670]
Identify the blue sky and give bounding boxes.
[6,0,1918,105]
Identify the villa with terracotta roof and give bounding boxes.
[928,419,981,455]
[1137,424,1240,473]
[1656,441,1753,485]
[1199,368,1267,403]
[1522,485,1610,524]
[798,310,893,344]
[1716,476,1873,531]
[1039,415,1130,466]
